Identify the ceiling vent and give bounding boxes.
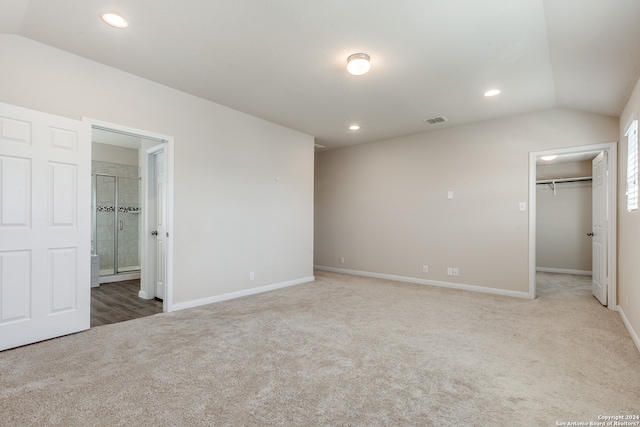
[422,116,448,125]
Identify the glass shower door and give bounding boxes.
[117,177,141,273]
[95,175,116,276]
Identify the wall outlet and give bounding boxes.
[447,267,453,276]
[249,272,255,281]
[453,267,459,277]
[339,257,345,264]
[423,265,429,273]
[626,295,630,310]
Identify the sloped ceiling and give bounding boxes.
[2,0,639,149]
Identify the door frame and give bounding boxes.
[84,117,175,312]
[528,142,617,309]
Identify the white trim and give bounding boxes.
[315,266,531,299]
[535,267,592,276]
[617,305,640,354]
[83,117,176,313]
[171,276,316,312]
[99,272,141,284]
[623,112,638,136]
[529,142,617,308]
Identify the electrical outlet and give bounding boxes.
[626,295,630,310]
[453,267,459,277]
[422,265,429,273]
[250,272,255,281]
[339,257,345,264]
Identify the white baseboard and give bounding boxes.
[617,305,640,354]
[536,267,592,275]
[171,276,316,312]
[314,266,530,299]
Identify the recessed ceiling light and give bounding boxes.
[349,125,361,130]
[484,89,501,97]
[101,12,128,28]
[347,53,371,76]
[540,155,558,161]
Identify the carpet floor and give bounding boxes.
[1,271,639,426]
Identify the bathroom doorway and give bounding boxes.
[92,153,142,283]
[87,118,175,319]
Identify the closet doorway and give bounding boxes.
[528,143,617,309]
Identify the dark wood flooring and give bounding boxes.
[91,279,163,327]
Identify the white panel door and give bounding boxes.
[592,151,607,306]
[154,150,166,300]
[0,102,90,351]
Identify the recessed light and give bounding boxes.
[484,89,501,97]
[349,125,361,130]
[101,12,128,28]
[540,155,558,161]
[347,53,371,76]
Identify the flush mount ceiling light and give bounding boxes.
[540,155,558,161]
[349,125,361,130]
[484,89,501,97]
[347,53,371,76]
[101,11,128,28]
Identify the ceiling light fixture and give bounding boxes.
[347,53,371,76]
[540,155,558,161]
[101,11,128,28]
[484,89,501,97]
[349,125,361,130]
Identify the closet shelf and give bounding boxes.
[536,176,592,196]
[535,176,592,184]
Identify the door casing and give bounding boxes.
[528,142,617,309]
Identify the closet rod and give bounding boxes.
[535,176,592,185]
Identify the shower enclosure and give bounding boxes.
[92,173,141,280]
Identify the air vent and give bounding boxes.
[422,116,448,125]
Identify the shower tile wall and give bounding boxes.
[93,161,140,274]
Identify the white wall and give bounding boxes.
[536,160,593,273]
[315,108,618,294]
[0,35,314,305]
[536,178,592,273]
[618,75,640,346]
[92,142,139,166]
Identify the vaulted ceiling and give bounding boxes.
[2,0,640,149]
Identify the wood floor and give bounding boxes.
[91,279,163,327]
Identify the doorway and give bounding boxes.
[86,118,175,315]
[528,143,617,309]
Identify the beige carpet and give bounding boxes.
[1,271,639,426]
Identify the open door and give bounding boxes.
[591,151,607,305]
[152,148,166,300]
[0,102,90,351]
